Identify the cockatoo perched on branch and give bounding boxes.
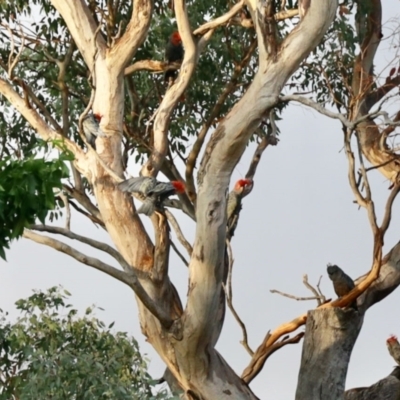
[118,176,185,216]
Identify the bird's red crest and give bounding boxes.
[171,31,182,45]
[172,181,185,193]
[387,335,398,343]
[93,113,102,122]
[235,179,252,190]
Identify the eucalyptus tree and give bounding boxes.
[1,0,400,398]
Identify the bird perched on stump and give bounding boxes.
[118,176,185,216]
[82,113,104,149]
[165,31,184,82]
[387,335,400,366]
[327,264,357,309]
[226,178,253,238]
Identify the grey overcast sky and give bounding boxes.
[2,2,400,399]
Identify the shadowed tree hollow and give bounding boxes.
[2,0,400,398]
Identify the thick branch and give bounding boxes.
[28,224,136,274]
[189,1,338,347]
[242,313,307,383]
[124,60,181,76]
[0,78,88,176]
[110,0,153,71]
[242,331,304,383]
[49,0,106,70]
[185,38,257,203]
[193,1,244,36]
[366,74,400,111]
[355,241,400,313]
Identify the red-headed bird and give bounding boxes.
[387,335,400,365]
[118,176,185,216]
[165,31,184,82]
[227,178,253,238]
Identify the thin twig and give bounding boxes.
[303,274,326,305]
[224,240,254,356]
[316,275,325,298]
[68,200,105,227]
[170,239,189,267]
[270,289,322,302]
[63,184,103,222]
[165,210,193,256]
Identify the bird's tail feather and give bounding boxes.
[138,200,156,216]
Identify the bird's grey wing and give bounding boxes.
[118,177,153,193]
[149,182,174,196]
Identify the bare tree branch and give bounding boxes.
[270,289,323,303]
[28,224,138,274]
[0,78,88,175]
[165,210,193,256]
[224,240,253,356]
[303,274,326,305]
[170,239,189,267]
[193,1,244,36]
[23,229,174,329]
[242,331,304,383]
[366,75,400,111]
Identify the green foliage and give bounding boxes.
[0,152,71,260]
[0,0,259,162]
[0,287,172,400]
[289,5,357,110]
